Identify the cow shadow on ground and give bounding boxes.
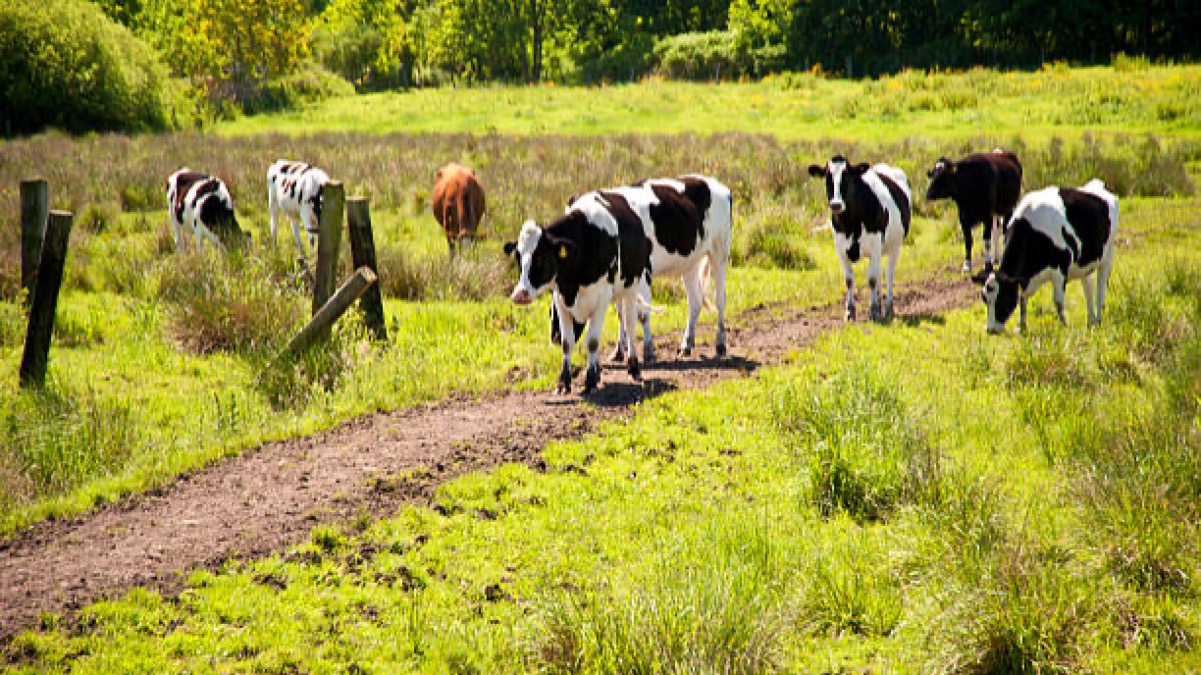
[889,313,948,328]
[644,353,760,375]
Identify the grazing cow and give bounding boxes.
[976,179,1118,334]
[505,190,653,394]
[926,149,1023,272]
[166,168,245,251]
[555,175,733,362]
[432,162,486,254]
[808,156,911,321]
[268,160,330,261]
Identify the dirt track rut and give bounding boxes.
[0,275,976,640]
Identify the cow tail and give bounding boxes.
[458,191,474,240]
[699,256,715,311]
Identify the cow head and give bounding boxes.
[974,270,1020,334]
[925,158,956,200]
[808,157,870,216]
[504,220,572,306]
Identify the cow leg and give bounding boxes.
[678,270,704,358]
[609,302,627,363]
[1052,274,1067,326]
[867,252,883,322]
[982,221,994,271]
[171,218,186,252]
[268,203,279,245]
[713,255,729,357]
[960,217,974,272]
[1094,258,1113,325]
[582,303,608,393]
[837,246,856,321]
[1081,273,1098,326]
[619,297,641,382]
[884,249,900,319]
[290,216,308,264]
[990,216,1005,267]
[554,298,576,394]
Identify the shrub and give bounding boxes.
[652,31,744,81]
[239,62,355,116]
[157,247,305,357]
[0,0,171,135]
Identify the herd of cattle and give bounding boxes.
[164,149,1118,393]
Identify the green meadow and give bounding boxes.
[216,64,1201,143]
[6,196,1200,673]
[2,65,1200,671]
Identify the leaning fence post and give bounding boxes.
[274,267,377,367]
[313,181,345,315]
[20,210,73,389]
[20,179,50,303]
[346,196,387,342]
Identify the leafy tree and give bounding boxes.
[312,0,413,88]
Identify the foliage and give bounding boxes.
[311,0,411,89]
[0,0,171,136]
[652,31,743,81]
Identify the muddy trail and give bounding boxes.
[0,275,976,640]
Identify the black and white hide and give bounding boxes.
[166,168,246,251]
[977,180,1118,333]
[505,191,653,394]
[808,156,911,321]
[268,160,330,262]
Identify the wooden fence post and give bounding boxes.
[312,181,345,315]
[20,179,49,302]
[274,267,377,366]
[20,210,73,389]
[346,196,388,342]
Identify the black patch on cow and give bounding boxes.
[308,183,324,234]
[597,191,654,289]
[876,173,911,236]
[846,240,861,263]
[644,184,703,258]
[996,217,1072,288]
[194,180,243,243]
[819,160,888,243]
[992,277,1021,325]
[1058,188,1111,267]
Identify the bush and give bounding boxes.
[239,62,355,116]
[0,0,171,135]
[652,31,744,81]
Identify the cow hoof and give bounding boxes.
[844,307,856,322]
[609,346,626,363]
[643,346,656,364]
[583,366,601,393]
[555,382,571,395]
[627,358,641,382]
[678,346,693,358]
[961,260,972,273]
[716,343,727,358]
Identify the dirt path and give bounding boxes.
[0,275,976,640]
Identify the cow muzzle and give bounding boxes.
[829,200,846,215]
[511,288,534,306]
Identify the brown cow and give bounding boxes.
[432,162,485,254]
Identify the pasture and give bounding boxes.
[1,66,1200,672]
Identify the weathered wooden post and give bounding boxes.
[346,196,388,342]
[274,267,377,366]
[20,210,73,389]
[312,181,345,315]
[19,179,49,302]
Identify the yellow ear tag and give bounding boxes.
[559,245,569,259]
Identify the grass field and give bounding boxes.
[1,64,1200,672]
[5,197,1199,673]
[215,64,1201,143]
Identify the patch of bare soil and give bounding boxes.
[0,274,977,640]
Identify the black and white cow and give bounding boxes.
[808,156,911,321]
[268,160,330,261]
[926,149,1023,272]
[166,168,246,251]
[505,190,653,394]
[976,180,1118,334]
[557,175,732,362]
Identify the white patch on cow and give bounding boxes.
[983,274,1004,333]
[862,164,910,262]
[510,220,545,304]
[827,159,848,212]
[268,160,330,259]
[565,192,619,236]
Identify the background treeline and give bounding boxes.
[2,0,1199,136]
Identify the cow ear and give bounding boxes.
[807,165,826,178]
[503,241,517,256]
